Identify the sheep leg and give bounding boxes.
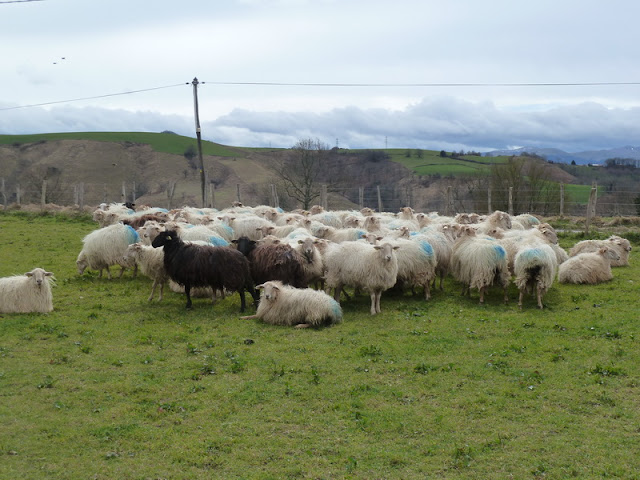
[424,282,431,301]
[518,290,524,310]
[105,266,112,280]
[238,289,247,313]
[503,285,509,304]
[248,285,259,306]
[369,292,378,315]
[158,281,164,302]
[478,287,485,304]
[241,314,258,319]
[118,266,126,279]
[439,273,445,291]
[148,279,158,301]
[295,323,311,329]
[536,286,544,309]
[333,284,343,303]
[184,284,193,309]
[375,291,382,314]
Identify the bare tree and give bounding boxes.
[273,138,332,210]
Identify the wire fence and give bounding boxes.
[1,178,639,218]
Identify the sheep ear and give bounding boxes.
[231,240,238,244]
[45,272,53,276]
[373,245,382,250]
[25,271,33,277]
[298,239,304,244]
[166,235,172,240]
[256,283,265,289]
[393,246,400,250]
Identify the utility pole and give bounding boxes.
[192,77,206,208]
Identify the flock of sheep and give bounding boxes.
[0,202,632,326]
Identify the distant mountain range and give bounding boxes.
[485,146,640,165]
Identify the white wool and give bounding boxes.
[76,223,139,279]
[0,268,54,313]
[387,237,437,300]
[558,247,620,284]
[569,235,632,267]
[451,228,510,304]
[123,243,168,301]
[513,243,558,309]
[250,281,342,327]
[324,241,399,315]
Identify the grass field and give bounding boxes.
[1,212,639,479]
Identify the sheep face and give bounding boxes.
[297,238,317,262]
[151,230,177,248]
[25,268,53,287]
[601,247,621,262]
[257,281,280,301]
[374,243,399,262]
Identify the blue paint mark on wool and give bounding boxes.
[356,229,366,239]
[124,224,140,244]
[156,208,169,213]
[519,247,542,261]
[416,239,434,257]
[218,224,234,236]
[493,244,506,259]
[209,236,229,247]
[329,298,343,320]
[276,207,284,213]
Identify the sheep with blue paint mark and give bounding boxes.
[76,223,140,279]
[451,225,510,304]
[241,280,342,328]
[513,243,558,309]
[388,236,437,300]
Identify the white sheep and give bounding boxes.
[388,236,437,300]
[569,235,632,267]
[324,241,399,315]
[314,226,366,243]
[412,229,452,291]
[558,246,620,284]
[123,243,168,301]
[513,243,558,309]
[476,210,512,234]
[241,280,342,328]
[221,215,274,241]
[0,268,54,313]
[76,223,140,279]
[451,226,510,304]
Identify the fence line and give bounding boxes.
[1,178,639,217]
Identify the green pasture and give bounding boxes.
[0,212,639,479]
[0,132,242,158]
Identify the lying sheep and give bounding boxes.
[324,241,399,315]
[76,223,140,279]
[513,244,558,309]
[0,268,54,313]
[558,246,620,284]
[569,235,632,267]
[241,280,342,328]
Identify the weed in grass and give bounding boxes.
[414,363,438,375]
[37,375,55,389]
[310,365,320,385]
[589,364,624,377]
[225,351,245,373]
[452,444,474,469]
[359,344,383,357]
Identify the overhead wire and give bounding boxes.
[2,80,640,112]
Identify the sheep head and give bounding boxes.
[374,243,399,262]
[25,268,53,287]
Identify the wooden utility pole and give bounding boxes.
[192,77,206,208]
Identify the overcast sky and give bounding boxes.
[2,0,640,152]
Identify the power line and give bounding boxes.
[3,80,640,112]
[0,0,45,3]
[0,83,188,111]
[204,81,640,87]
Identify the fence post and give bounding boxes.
[487,187,492,213]
[167,181,176,210]
[16,184,21,205]
[446,185,453,216]
[321,184,328,210]
[358,187,364,209]
[209,183,215,209]
[79,183,85,211]
[508,187,513,216]
[559,184,564,217]
[585,186,597,235]
[73,184,79,205]
[1,178,6,210]
[132,181,137,204]
[236,184,241,204]
[41,180,47,207]
[377,185,383,213]
[103,184,107,204]
[592,181,598,216]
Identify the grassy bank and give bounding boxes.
[0,213,638,479]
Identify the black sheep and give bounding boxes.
[152,230,257,311]
[234,236,308,288]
